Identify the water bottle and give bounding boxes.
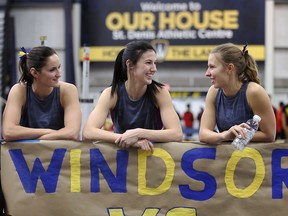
[232,115,261,151]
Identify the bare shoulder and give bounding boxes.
[155,85,170,97]
[59,81,77,91]
[97,86,117,109]
[206,85,218,101]
[11,82,26,90]
[59,81,79,99]
[8,82,26,97]
[247,82,266,97]
[207,85,218,94]
[102,86,113,95]
[5,82,27,108]
[58,82,80,106]
[246,82,270,107]
[100,86,117,102]
[153,85,174,110]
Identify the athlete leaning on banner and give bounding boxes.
[82,40,183,151]
[1,46,81,215]
[2,46,81,141]
[199,43,276,144]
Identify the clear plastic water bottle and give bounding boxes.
[232,115,261,151]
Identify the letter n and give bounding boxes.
[90,149,128,192]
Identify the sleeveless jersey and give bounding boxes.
[20,84,64,129]
[111,82,163,133]
[215,82,253,132]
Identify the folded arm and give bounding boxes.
[2,83,54,140]
[39,83,82,140]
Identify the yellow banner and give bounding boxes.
[1,140,287,216]
[80,45,265,62]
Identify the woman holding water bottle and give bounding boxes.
[199,43,276,144]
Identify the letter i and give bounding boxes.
[70,149,81,192]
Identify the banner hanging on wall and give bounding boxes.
[1,140,288,216]
[80,0,265,62]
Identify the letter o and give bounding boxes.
[106,12,123,30]
[225,147,265,198]
[175,11,193,30]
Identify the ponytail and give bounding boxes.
[19,57,34,84]
[241,54,260,84]
[111,48,127,97]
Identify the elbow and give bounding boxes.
[82,125,104,141]
[70,133,80,141]
[261,129,276,143]
[66,133,80,141]
[66,128,81,141]
[2,128,15,141]
[265,133,276,143]
[199,132,207,143]
[199,131,217,145]
[174,130,183,142]
[199,135,209,144]
[82,127,94,141]
[81,130,89,141]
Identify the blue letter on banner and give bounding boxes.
[9,148,66,193]
[90,149,128,193]
[179,148,217,201]
[272,149,288,199]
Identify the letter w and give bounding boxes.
[9,149,66,193]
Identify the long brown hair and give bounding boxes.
[211,43,260,84]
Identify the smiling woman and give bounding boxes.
[82,40,183,151]
[199,43,276,145]
[1,46,81,141]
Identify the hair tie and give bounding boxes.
[241,42,248,55]
[19,47,30,60]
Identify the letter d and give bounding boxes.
[138,148,175,195]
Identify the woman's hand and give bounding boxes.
[115,128,141,148]
[132,139,154,152]
[225,123,250,140]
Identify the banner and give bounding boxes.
[1,140,288,216]
[80,0,265,62]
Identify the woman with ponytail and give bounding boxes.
[199,43,275,144]
[2,46,81,141]
[82,41,183,151]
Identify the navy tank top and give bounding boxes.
[20,84,64,129]
[215,82,254,132]
[111,82,163,133]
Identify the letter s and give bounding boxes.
[179,148,216,201]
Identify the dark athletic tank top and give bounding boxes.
[111,82,163,133]
[215,82,254,132]
[20,84,64,129]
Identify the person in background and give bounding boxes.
[183,104,194,140]
[276,101,285,139]
[199,43,276,144]
[2,46,82,141]
[82,40,183,151]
